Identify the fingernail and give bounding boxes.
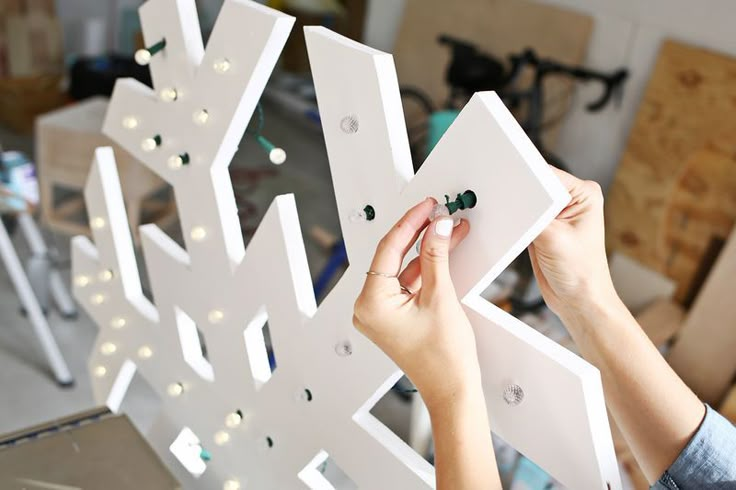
[435,218,453,237]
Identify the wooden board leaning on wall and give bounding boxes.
[605,40,736,305]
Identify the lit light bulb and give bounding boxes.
[91,217,106,229]
[214,430,230,446]
[122,116,139,129]
[190,226,207,241]
[137,345,153,359]
[224,411,242,429]
[90,293,105,305]
[208,309,224,324]
[141,135,162,152]
[193,109,209,125]
[269,147,286,165]
[110,317,126,329]
[98,269,114,282]
[213,58,231,74]
[134,49,152,65]
[223,479,241,490]
[74,275,90,287]
[167,153,190,169]
[167,382,184,397]
[159,87,178,102]
[100,342,117,355]
[93,365,107,377]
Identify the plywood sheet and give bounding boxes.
[392,0,593,148]
[605,40,736,303]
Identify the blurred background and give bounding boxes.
[0,0,734,489]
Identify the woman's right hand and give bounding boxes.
[529,167,620,320]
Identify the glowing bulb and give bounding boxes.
[190,226,207,241]
[122,116,139,129]
[93,365,107,377]
[208,309,224,324]
[159,87,178,102]
[213,58,231,74]
[193,109,209,125]
[137,345,153,359]
[224,411,242,428]
[167,382,184,397]
[269,147,286,165]
[100,342,117,355]
[98,269,114,282]
[110,317,126,329]
[214,430,230,446]
[74,275,90,287]
[141,135,162,152]
[223,479,240,490]
[91,217,106,229]
[168,155,183,169]
[134,49,152,65]
[90,293,105,305]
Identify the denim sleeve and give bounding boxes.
[651,404,736,490]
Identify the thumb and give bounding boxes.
[420,217,454,296]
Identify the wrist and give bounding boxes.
[557,288,628,336]
[423,372,485,416]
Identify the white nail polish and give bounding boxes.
[435,219,453,237]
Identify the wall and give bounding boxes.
[364,0,736,190]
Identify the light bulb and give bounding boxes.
[159,87,178,102]
[208,309,224,324]
[168,155,183,169]
[213,58,231,74]
[74,275,90,287]
[214,430,230,446]
[90,293,105,305]
[90,217,106,229]
[137,345,153,359]
[334,340,352,357]
[141,135,162,152]
[224,411,242,429]
[193,109,209,125]
[98,269,114,282]
[503,383,524,406]
[190,226,207,241]
[167,382,184,397]
[134,49,152,65]
[122,116,139,129]
[110,317,126,329]
[269,147,286,165]
[430,203,451,221]
[100,342,117,355]
[93,365,107,377]
[223,479,241,490]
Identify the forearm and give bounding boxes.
[427,377,501,490]
[560,294,705,483]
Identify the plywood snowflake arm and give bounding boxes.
[305,27,621,490]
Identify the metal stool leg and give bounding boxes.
[0,219,73,386]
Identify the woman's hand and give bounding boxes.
[352,197,479,409]
[529,167,619,320]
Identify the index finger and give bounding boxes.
[367,197,435,284]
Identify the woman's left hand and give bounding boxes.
[353,197,480,409]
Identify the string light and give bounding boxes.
[256,135,286,165]
[213,430,230,446]
[110,317,126,329]
[159,87,178,102]
[167,153,190,169]
[100,342,117,355]
[134,39,166,65]
[98,269,114,282]
[503,383,524,406]
[122,116,139,130]
[93,365,107,378]
[223,479,241,490]
[349,205,375,222]
[193,109,209,125]
[208,309,224,324]
[213,58,231,74]
[334,340,352,357]
[74,275,90,287]
[167,382,184,397]
[138,345,153,359]
[141,134,162,152]
[190,226,207,241]
[91,217,106,229]
[90,293,105,305]
[224,410,242,429]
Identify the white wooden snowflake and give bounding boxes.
[71,1,621,489]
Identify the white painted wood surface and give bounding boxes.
[72,1,620,488]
